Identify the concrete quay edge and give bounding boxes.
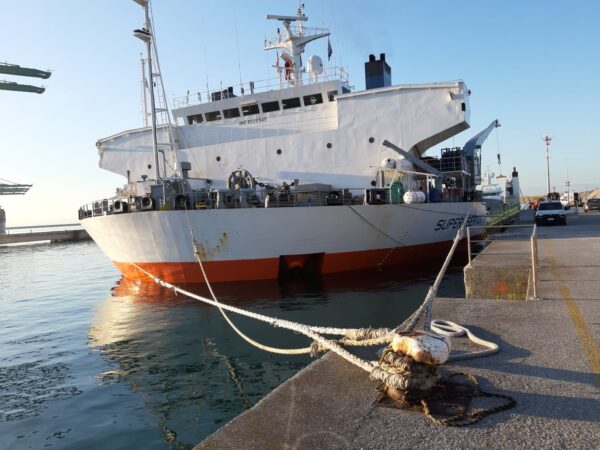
[196,211,600,449]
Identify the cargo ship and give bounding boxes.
[80,2,489,284]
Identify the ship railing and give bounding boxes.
[78,187,365,218]
[266,187,360,208]
[465,223,539,300]
[78,199,116,219]
[78,181,482,220]
[172,66,349,109]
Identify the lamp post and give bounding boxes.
[542,135,552,196]
[565,159,571,206]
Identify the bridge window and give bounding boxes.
[223,107,241,119]
[187,114,203,125]
[327,90,338,101]
[341,86,351,94]
[261,101,280,113]
[282,97,301,109]
[303,93,323,106]
[205,111,222,122]
[242,104,259,116]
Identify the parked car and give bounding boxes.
[535,201,566,225]
[584,198,600,213]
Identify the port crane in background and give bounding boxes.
[0,178,32,195]
[0,62,47,231]
[0,61,44,191]
[0,62,51,94]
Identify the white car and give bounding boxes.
[535,201,566,225]
[584,198,600,212]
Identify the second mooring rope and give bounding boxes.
[430,320,499,361]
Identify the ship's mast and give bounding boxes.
[140,54,149,128]
[264,4,329,86]
[133,0,160,184]
[133,0,181,186]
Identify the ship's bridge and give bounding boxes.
[172,70,350,128]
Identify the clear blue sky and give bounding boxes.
[1,0,599,226]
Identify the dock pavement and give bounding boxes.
[196,210,600,449]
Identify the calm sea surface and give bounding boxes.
[0,241,463,449]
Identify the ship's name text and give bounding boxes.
[434,215,484,231]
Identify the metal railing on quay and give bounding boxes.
[486,204,520,227]
[466,223,539,300]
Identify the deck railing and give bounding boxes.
[172,66,350,109]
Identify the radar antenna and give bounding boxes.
[264,4,329,86]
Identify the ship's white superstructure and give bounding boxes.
[477,166,521,212]
[98,79,471,191]
[80,3,489,284]
[0,207,5,235]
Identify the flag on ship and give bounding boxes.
[327,37,332,61]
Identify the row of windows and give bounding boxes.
[187,91,338,125]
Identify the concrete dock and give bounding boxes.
[196,210,600,449]
[0,225,90,245]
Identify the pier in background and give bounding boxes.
[0,223,90,245]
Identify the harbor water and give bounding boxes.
[0,241,464,449]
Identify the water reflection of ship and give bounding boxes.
[89,267,452,445]
[109,252,460,305]
[89,284,302,447]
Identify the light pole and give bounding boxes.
[565,159,571,206]
[542,135,552,195]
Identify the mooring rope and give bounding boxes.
[130,208,497,386]
[131,262,376,371]
[182,207,314,355]
[430,320,499,361]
